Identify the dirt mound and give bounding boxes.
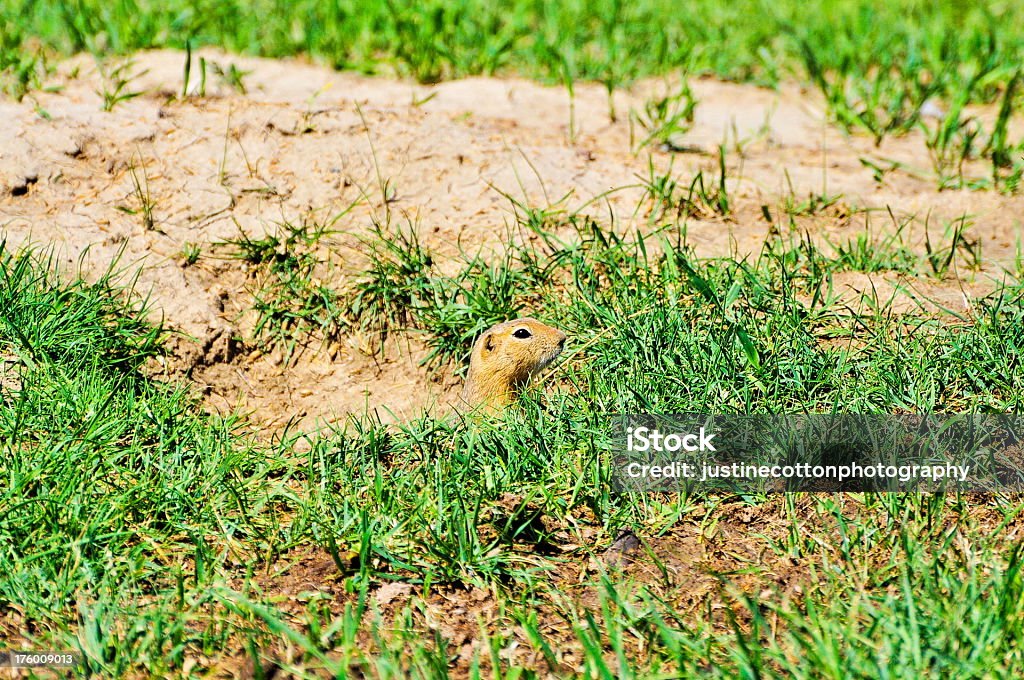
[2,49,1021,428]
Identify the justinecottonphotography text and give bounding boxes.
[612,415,1024,493]
[625,459,969,483]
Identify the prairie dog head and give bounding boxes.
[460,318,567,410]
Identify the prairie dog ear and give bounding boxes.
[482,332,495,353]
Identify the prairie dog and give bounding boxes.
[460,318,567,410]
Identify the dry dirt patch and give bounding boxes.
[2,49,1021,428]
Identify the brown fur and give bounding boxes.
[460,318,566,410]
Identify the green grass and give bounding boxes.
[4,1,1024,673]
[3,192,1024,674]
[5,1,1024,190]
[2,1,1023,101]
[221,219,348,360]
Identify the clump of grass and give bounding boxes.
[629,78,698,152]
[638,158,683,223]
[211,60,249,94]
[920,59,996,190]
[179,242,201,266]
[181,42,250,99]
[116,154,156,230]
[796,31,940,146]
[675,147,733,219]
[826,223,919,274]
[95,57,145,111]
[384,1,515,83]
[924,214,982,277]
[221,219,346,358]
[0,244,162,373]
[414,247,535,369]
[921,67,1024,192]
[0,242,305,676]
[858,156,903,185]
[348,218,434,342]
[636,150,733,226]
[780,173,843,219]
[0,48,50,101]
[344,217,538,367]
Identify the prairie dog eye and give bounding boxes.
[512,328,532,339]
